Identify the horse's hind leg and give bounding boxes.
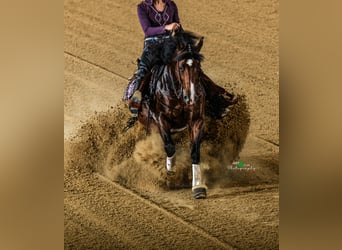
[190,120,207,199]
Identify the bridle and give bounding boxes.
[173,44,201,104]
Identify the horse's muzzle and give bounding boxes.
[183,95,190,104]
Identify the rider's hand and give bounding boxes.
[164,23,180,32]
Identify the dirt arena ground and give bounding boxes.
[64,0,279,249]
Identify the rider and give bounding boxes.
[127,0,236,117]
[129,0,182,104]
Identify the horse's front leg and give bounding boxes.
[190,119,207,199]
[157,115,176,173]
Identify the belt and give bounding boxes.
[144,35,170,43]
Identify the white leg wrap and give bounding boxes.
[166,154,175,172]
[192,164,202,187]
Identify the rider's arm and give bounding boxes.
[137,4,166,37]
[171,1,183,31]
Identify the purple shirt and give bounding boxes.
[137,0,181,38]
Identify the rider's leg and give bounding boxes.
[131,46,157,102]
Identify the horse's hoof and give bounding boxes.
[220,107,230,118]
[192,185,207,199]
[166,170,176,176]
[228,96,238,105]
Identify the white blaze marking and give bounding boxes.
[190,81,195,102]
[186,59,195,102]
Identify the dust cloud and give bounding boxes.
[65,95,251,194]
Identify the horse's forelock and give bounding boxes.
[161,31,203,64]
[175,31,197,43]
[174,51,203,62]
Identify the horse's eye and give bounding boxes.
[179,66,185,72]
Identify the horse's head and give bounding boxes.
[171,32,204,105]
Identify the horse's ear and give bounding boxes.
[194,37,204,53]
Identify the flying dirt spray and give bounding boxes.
[65,95,250,196]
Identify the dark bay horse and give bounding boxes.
[130,31,208,199]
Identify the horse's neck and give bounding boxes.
[166,65,183,96]
[155,65,180,93]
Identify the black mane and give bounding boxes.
[161,31,204,64]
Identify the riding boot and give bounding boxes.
[132,47,157,97]
[128,46,157,114]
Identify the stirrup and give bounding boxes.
[133,90,142,101]
[128,105,139,115]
